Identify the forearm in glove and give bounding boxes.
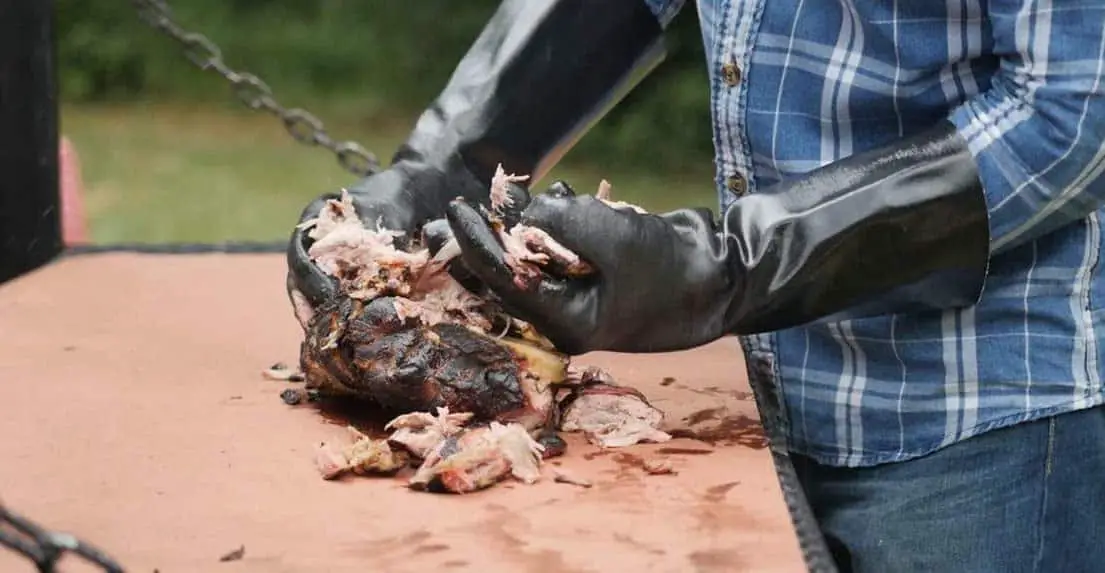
[285,0,667,321]
[445,120,991,355]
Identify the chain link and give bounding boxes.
[130,0,382,177]
[1,503,125,573]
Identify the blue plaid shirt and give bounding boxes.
[644,0,1105,467]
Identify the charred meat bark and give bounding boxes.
[295,181,570,432]
[300,293,566,429]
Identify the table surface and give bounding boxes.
[0,253,803,573]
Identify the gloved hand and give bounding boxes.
[445,183,730,354]
[284,0,667,328]
[446,121,993,356]
[285,155,519,326]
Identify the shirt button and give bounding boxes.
[726,173,748,197]
[722,62,742,86]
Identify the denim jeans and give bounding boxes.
[791,405,1105,573]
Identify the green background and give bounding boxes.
[57,0,721,242]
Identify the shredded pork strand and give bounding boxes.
[490,164,530,214]
[297,190,429,298]
[421,165,646,284]
[300,189,493,330]
[299,169,643,324]
[495,176,645,278]
[490,421,546,484]
[596,179,613,201]
[386,407,474,460]
[594,179,648,214]
[392,279,492,331]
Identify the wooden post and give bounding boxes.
[0,0,62,284]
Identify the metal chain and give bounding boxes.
[129,0,381,177]
[1,503,125,573]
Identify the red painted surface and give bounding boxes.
[59,136,90,245]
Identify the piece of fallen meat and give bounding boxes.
[315,443,350,480]
[408,422,544,494]
[559,382,672,448]
[262,362,304,382]
[315,426,412,480]
[386,406,474,460]
[551,467,593,488]
[643,458,676,475]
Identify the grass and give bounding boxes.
[61,102,719,244]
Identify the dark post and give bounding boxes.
[0,0,62,285]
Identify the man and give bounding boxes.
[286,1,1105,571]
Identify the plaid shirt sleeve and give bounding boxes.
[948,0,1105,255]
[641,0,686,28]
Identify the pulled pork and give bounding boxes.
[293,165,665,494]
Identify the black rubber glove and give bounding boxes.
[285,0,666,326]
[446,121,993,355]
[286,159,492,315]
